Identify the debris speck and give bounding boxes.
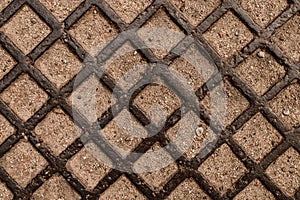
[196,126,204,136]
[282,108,290,116]
[257,51,265,58]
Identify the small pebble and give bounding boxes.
[218,32,223,38]
[282,108,290,116]
[196,126,204,136]
[257,51,265,58]
[30,18,37,24]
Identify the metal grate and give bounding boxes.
[0,0,299,199]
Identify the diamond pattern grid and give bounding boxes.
[0,0,298,199]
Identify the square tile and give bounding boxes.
[233,113,283,163]
[0,114,15,145]
[235,49,286,96]
[0,5,51,55]
[234,179,275,200]
[133,83,180,127]
[69,6,119,52]
[0,140,48,188]
[198,144,247,194]
[239,0,288,28]
[0,46,17,80]
[203,11,253,60]
[0,181,13,200]
[35,40,82,88]
[167,178,211,200]
[133,143,178,191]
[224,80,249,127]
[271,14,300,63]
[103,41,147,89]
[203,79,249,128]
[266,147,300,197]
[269,81,300,129]
[169,43,216,92]
[137,8,185,59]
[105,0,153,23]
[34,107,81,155]
[66,143,111,190]
[70,75,115,123]
[31,174,81,200]
[100,175,146,199]
[100,109,145,158]
[165,111,216,160]
[40,0,84,22]
[0,73,48,122]
[169,0,221,26]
